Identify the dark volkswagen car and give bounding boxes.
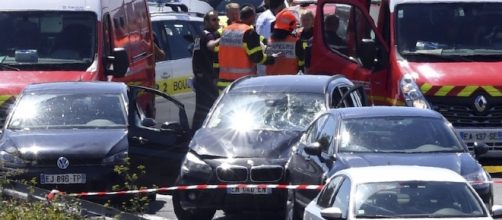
[0,82,190,194]
[173,75,365,220]
[286,106,493,220]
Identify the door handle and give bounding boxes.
[131,136,149,144]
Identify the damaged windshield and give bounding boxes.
[0,11,97,70]
[206,92,325,131]
[396,3,502,61]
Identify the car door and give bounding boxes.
[311,0,390,106]
[127,86,190,188]
[289,114,339,207]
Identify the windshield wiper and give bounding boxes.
[355,214,395,218]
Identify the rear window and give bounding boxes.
[153,20,203,60]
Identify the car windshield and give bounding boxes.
[338,117,463,153]
[354,181,487,218]
[0,11,96,70]
[206,92,325,131]
[396,3,502,61]
[8,93,127,129]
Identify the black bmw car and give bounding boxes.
[286,106,493,220]
[0,82,191,195]
[173,75,365,220]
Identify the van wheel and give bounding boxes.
[172,194,215,220]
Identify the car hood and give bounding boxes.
[4,129,127,160]
[335,152,482,176]
[399,61,502,86]
[190,128,302,158]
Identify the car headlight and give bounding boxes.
[102,151,128,164]
[181,152,212,174]
[399,74,430,109]
[0,146,26,166]
[464,169,491,186]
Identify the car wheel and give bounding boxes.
[285,190,302,220]
[172,193,216,220]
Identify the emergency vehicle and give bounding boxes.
[0,0,156,125]
[148,1,211,125]
[309,0,502,160]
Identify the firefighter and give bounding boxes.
[217,5,277,90]
[299,10,314,73]
[191,10,221,131]
[265,10,304,75]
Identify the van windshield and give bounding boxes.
[0,11,97,70]
[396,3,502,61]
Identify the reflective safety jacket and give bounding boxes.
[266,35,299,75]
[219,23,256,84]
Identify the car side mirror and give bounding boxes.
[359,38,377,69]
[106,48,129,78]
[320,207,343,220]
[473,141,489,157]
[141,118,157,127]
[304,142,323,156]
[492,205,502,218]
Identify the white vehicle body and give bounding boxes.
[149,2,210,125]
[303,166,497,220]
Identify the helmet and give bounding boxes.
[274,10,297,32]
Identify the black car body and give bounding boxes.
[173,75,365,220]
[0,82,191,194]
[286,106,493,219]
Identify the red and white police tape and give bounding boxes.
[46,184,324,200]
[46,180,502,201]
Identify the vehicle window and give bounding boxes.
[330,178,351,218]
[133,88,185,130]
[332,85,362,107]
[396,3,502,61]
[0,11,97,70]
[317,116,337,154]
[322,4,351,56]
[8,93,127,129]
[190,21,204,35]
[305,114,329,144]
[338,116,464,153]
[355,181,487,218]
[206,92,326,131]
[317,176,344,208]
[154,20,195,60]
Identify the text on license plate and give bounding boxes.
[40,173,86,184]
[227,187,271,195]
[459,131,502,143]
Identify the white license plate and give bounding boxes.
[40,173,86,184]
[458,130,502,143]
[227,187,271,195]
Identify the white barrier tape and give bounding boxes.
[47,184,324,200]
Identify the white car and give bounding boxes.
[149,1,211,126]
[303,166,502,220]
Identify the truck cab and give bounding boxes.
[310,0,502,159]
[0,0,156,125]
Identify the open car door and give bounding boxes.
[127,86,191,188]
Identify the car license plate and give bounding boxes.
[457,129,502,143]
[40,173,86,184]
[227,187,271,195]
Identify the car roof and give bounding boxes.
[327,106,444,119]
[230,75,346,94]
[23,82,127,94]
[334,165,467,184]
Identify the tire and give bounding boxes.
[285,190,302,220]
[172,193,216,220]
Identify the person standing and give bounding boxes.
[298,10,314,73]
[256,0,286,75]
[191,10,221,131]
[217,6,276,90]
[265,10,304,75]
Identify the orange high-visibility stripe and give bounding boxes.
[266,35,299,75]
[218,23,256,82]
